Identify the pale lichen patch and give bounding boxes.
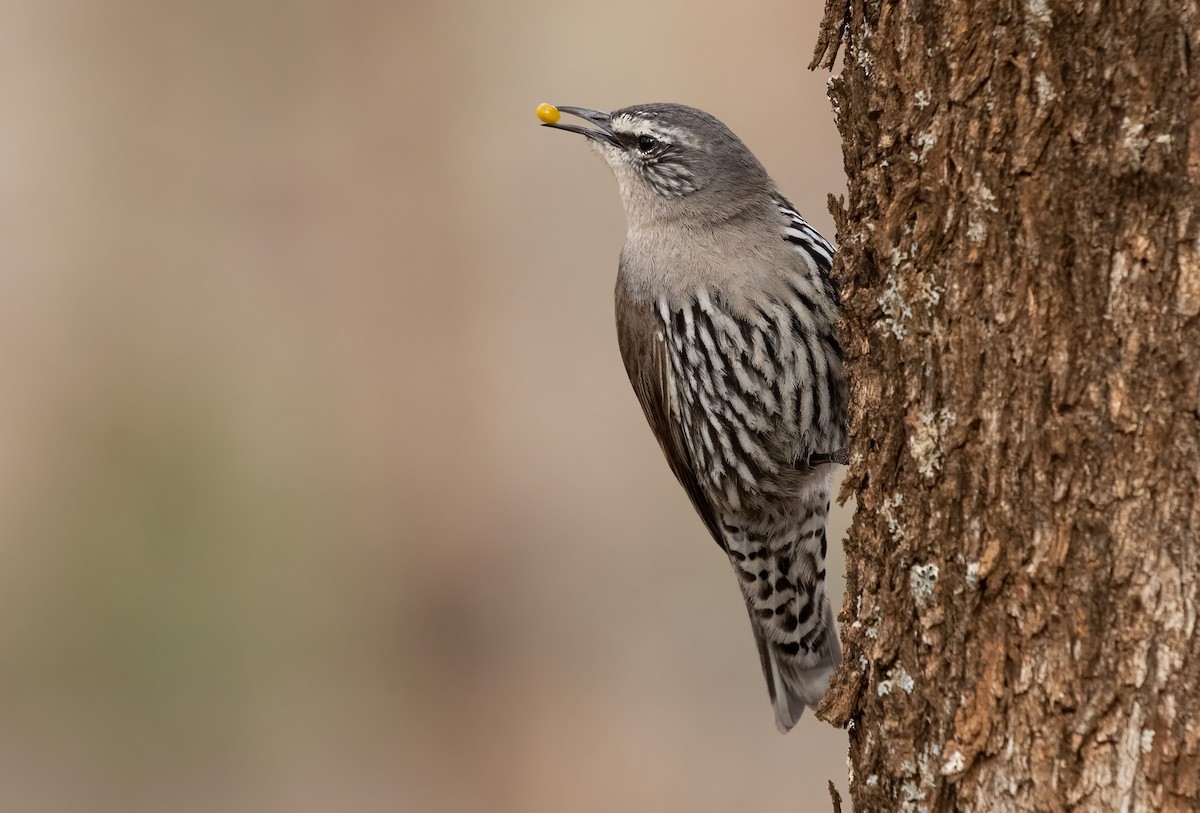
[881,492,906,538]
[1025,0,1052,43]
[877,663,915,697]
[911,563,939,608]
[878,244,938,339]
[878,272,912,339]
[909,127,937,162]
[976,184,998,212]
[912,271,943,310]
[909,408,955,478]
[967,181,998,247]
[965,561,981,590]
[941,747,967,777]
[900,780,924,803]
[916,743,941,792]
[1120,117,1151,168]
[1034,72,1056,105]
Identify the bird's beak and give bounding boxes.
[542,106,620,146]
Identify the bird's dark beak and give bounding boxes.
[543,106,620,146]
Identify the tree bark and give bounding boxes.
[811,1,1200,811]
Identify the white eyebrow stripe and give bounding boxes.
[610,114,701,148]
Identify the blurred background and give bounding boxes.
[0,1,850,810]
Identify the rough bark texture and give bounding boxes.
[811,1,1200,811]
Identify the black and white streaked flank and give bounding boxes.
[542,102,848,732]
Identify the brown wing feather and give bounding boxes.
[614,277,726,551]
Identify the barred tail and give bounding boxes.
[753,601,841,732]
[725,480,841,732]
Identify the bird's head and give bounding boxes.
[543,103,772,228]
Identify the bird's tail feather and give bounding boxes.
[752,602,841,733]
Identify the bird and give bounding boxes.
[541,103,848,732]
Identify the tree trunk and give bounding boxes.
[811,1,1200,811]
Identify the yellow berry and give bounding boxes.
[536,103,560,124]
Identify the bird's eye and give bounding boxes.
[636,135,660,153]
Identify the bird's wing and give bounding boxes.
[614,276,727,551]
[773,194,840,306]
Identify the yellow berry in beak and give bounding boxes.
[536,103,560,124]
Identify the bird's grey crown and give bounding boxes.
[610,103,748,147]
